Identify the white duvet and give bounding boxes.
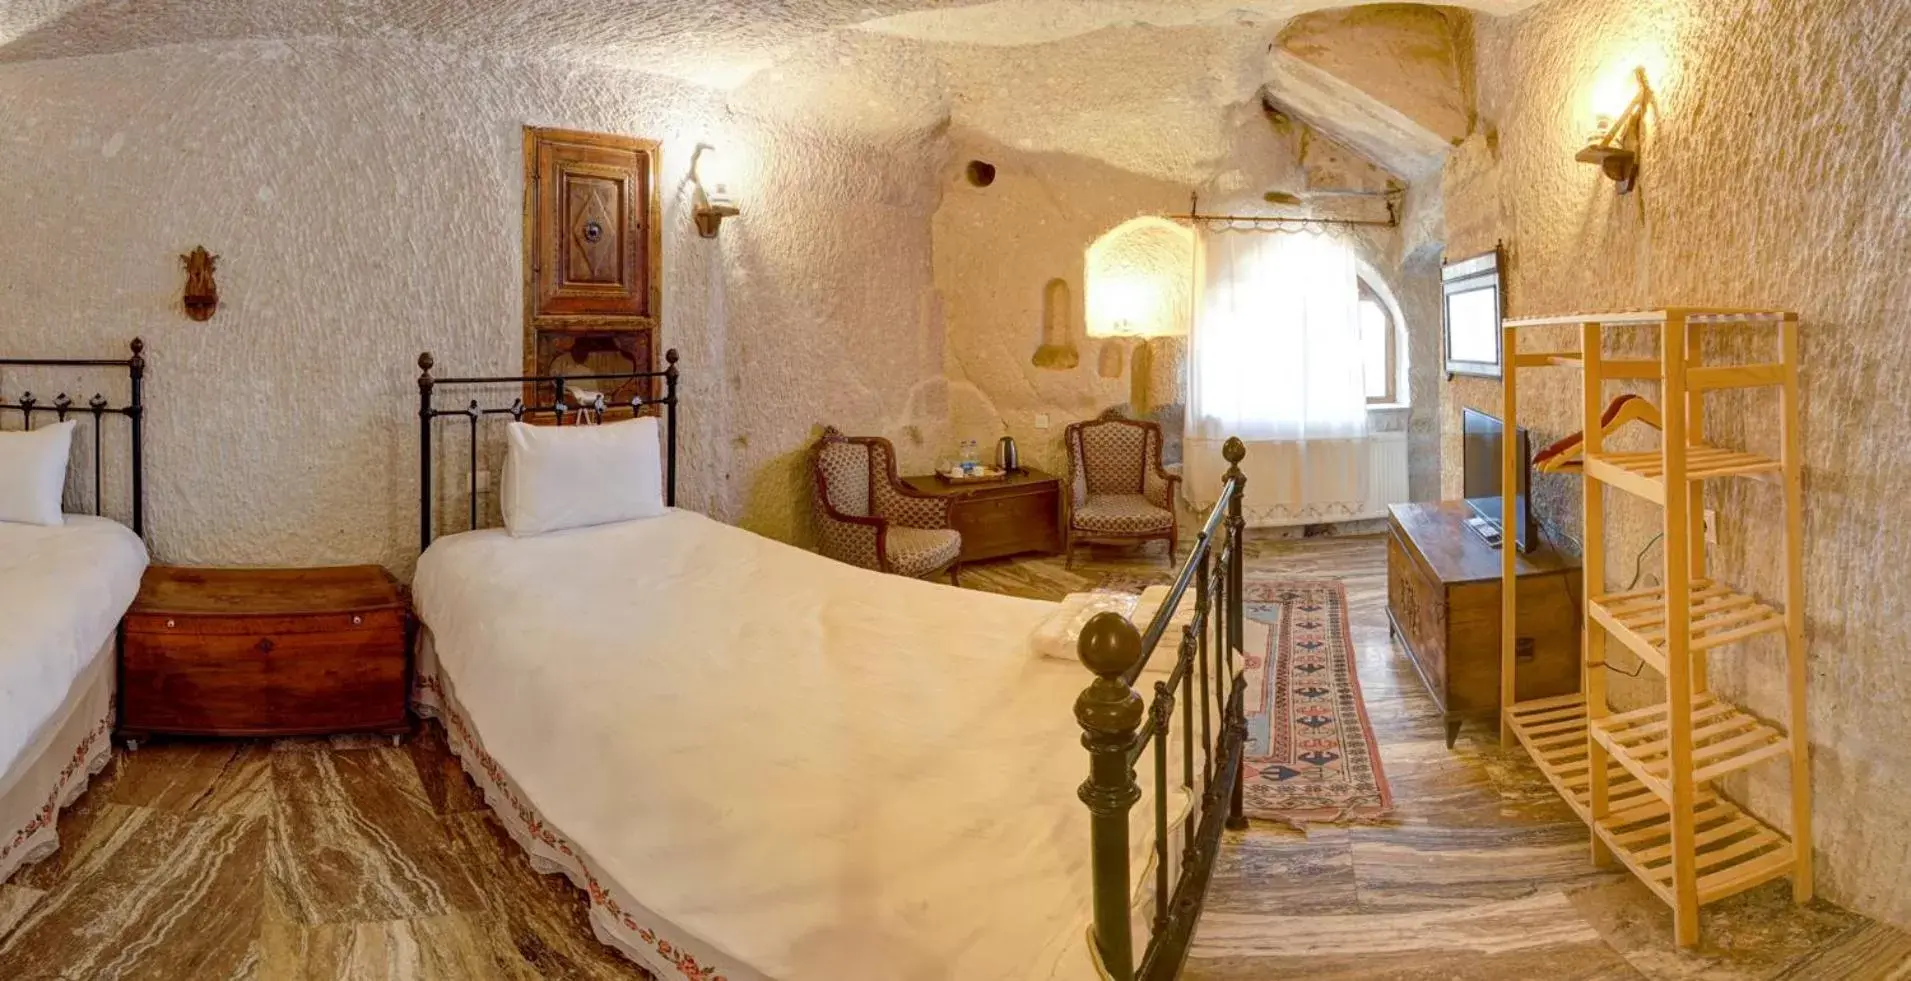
[0,516,147,775]
[414,509,1171,981]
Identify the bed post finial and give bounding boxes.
[1223,435,1245,470]
[1221,436,1248,830]
[418,352,436,553]
[1076,611,1143,981]
[662,349,679,508]
[128,337,147,539]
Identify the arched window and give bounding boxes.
[1354,266,1406,407]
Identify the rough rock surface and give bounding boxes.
[931,111,1416,478]
[0,39,949,572]
[1439,0,1911,929]
[0,0,1488,573]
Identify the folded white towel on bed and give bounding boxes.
[1030,591,1138,662]
[1032,586,1204,673]
[1131,585,1201,641]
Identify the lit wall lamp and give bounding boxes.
[1085,217,1194,416]
[1577,67,1652,193]
[691,143,739,238]
[1085,279,1187,416]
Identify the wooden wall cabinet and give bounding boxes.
[1386,501,1580,746]
[522,127,662,406]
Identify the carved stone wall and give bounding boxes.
[1440,0,1911,927]
[0,38,949,572]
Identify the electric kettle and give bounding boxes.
[997,436,1020,473]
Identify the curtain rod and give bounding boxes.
[1167,192,1397,229]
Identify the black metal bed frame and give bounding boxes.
[0,338,147,538]
[1077,437,1249,981]
[415,349,680,550]
[416,341,1245,976]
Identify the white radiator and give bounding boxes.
[1190,431,1411,527]
[1361,431,1410,520]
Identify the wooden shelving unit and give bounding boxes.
[1497,308,1811,946]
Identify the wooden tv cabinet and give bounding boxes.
[1385,501,1581,747]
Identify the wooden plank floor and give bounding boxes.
[0,531,1898,979]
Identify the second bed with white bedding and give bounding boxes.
[0,515,149,884]
[0,516,146,774]
[412,507,1184,981]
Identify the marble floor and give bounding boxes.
[1,532,1907,979]
[968,534,1911,981]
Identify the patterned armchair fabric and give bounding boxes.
[811,428,962,581]
[1063,415,1179,566]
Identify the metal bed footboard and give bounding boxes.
[0,338,147,538]
[1077,436,1248,981]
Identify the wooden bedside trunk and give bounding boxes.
[902,469,1063,563]
[1386,502,1581,747]
[120,565,411,742]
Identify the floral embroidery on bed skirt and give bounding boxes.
[1,701,113,870]
[415,674,731,981]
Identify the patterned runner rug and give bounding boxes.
[1239,579,1392,825]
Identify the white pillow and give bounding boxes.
[0,420,75,526]
[501,416,667,537]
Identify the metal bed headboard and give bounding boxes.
[0,338,147,538]
[416,348,680,551]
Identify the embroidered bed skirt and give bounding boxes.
[0,641,115,888]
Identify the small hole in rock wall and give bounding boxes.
[965,160,997,187]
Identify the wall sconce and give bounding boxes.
[691,143,739,238]
[1085,217,1194,416]
[1577,67,1651,193]
[1093,298,1177,413]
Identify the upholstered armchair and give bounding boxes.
[1063,414,1179,567]
[811,428,964,583]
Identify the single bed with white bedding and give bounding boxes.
[0,341,151,887]
[414,509,1182,981]
[411,352,1250,981]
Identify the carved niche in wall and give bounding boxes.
[522,127,662,408]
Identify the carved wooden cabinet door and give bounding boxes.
[522,127,661,394]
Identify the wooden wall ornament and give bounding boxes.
[181,246,218,321]
[522,126,663,403]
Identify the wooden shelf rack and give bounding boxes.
[1588,695,1790,799]
[1496,307,1811,947]
[1588,581,1786,675]
[1505,694,1656,821]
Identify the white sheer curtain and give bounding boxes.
[1184,226,1370,526]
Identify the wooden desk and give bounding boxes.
[1386,501,1581,747]
[902,468,1063,563]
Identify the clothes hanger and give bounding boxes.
[1534,394,1664,474]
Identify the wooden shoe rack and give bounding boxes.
[1495,308,1810,946]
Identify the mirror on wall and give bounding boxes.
[1442,246,1504,379]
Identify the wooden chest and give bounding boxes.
[120,565,411,742]
[1386,502,1581,747]
[902,468,1063,563]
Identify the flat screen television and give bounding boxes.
[1461,408,1537,553]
